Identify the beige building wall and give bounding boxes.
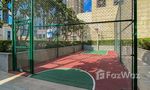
[91,0,118,40]
[92,0,118,21]
[0,24,12,40]
[66,0,83,14]
[74,0,150,40]
[138,0,150,38]
[0,28,3,40]
[77,0,133,40]
[77,13,93,41]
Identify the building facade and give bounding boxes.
[0,24,12,40]
[66,0,84,14]
[67,0,150,41]
[0,1,12,40]
[138,0,150,38]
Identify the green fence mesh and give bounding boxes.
[12,0,136,89]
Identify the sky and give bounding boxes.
[8,2,12,25]
[83,0,92,12]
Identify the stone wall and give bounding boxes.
[0,45,82,72]
[0,53,12,72]
[84,45,114,51]
[77,0,150,40]
[138,0,150,38]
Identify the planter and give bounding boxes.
[0,53,12,72]
[138,48,150,65]
[0,45,82,72]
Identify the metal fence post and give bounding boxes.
[30,0,34,74]
[12,0,17,71]
[133,0,138,90]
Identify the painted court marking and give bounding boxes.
[30,51,131,90]
[31,68,95,90]
[0,73,25,85]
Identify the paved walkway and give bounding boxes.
[138,60,150,90]
[0,71,86,90]
[123,57,150,90]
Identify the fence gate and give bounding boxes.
[12,0,34,74]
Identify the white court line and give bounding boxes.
[0,73,25,85]
[30,68,96,90]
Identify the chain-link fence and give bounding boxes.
[12,0,136,89]
[115,0,134,71]
[13,0,32,72]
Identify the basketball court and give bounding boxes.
[11,0,137,90]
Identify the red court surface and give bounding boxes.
[33,51,131,90]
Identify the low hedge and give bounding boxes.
[83,40,114,45]
[83,39,132,46]
[138,38,150,50]
[0,38,150,52]
[0,40,82,52]
[0,40,11,52]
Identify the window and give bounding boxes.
[43,34,46,38]
[72,36,77,41]
[7,31,11,40]
[39,34,42,39]
[3,11,8,23]
[97,0,106,8]
[39,23,42,29]
[114,0,124,5]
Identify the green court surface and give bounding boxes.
[30,68,94,90]
[83,50,107,55]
